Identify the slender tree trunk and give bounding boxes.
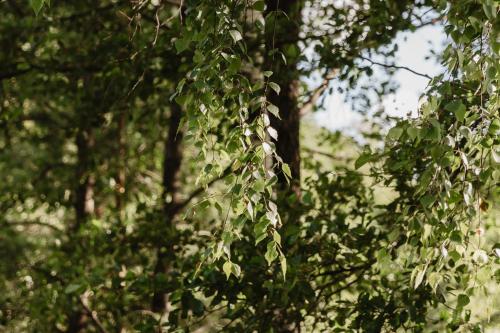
[115,109,126,219]
[74,127,95,229]
[264,2,304,331]
[151,102,183,314]
[265,0,303,197]
[68,126,95,332]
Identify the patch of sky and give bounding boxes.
[304,24,447,135]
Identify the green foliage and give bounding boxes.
[29,0,46,15]
[0,0,498,332]
[379,0,500,328]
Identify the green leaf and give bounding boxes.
[483,3,496,19]
[262,141,273,155]
[253,0,265,11]
[65,284,82,294]
[175,38,190,53]
[354,152,372,169]
[489,119,500,135]
[268,82,281,95]
[414,266,427,289]
[449,250,461,262]
[272,230,281,245]
[254,179,266,193]
[227,56,242,73]
[492,149,500,164]
[464,182,473,206]
[444,100,466,122]
[30,0,45,15]
[267,104,280,118]
[486,65,497,80]
[254,219,270,239]
[420,195,435,208]
[428,118,442,141]
[280,255,287,280]
[427,272,442,293]
[468,16,482,32]
[457,294,470,308]
[268,200,277,215]
[459,126,472,138]
[247,201,254,220]
[223,261,232,279]
[229,30,243,43]
[449,229,463,242]
[267,126,278,140]
[407,127,419,141]
[231,262,241,278]
[265,241,278,265]
[387,126,403,140]
[193,50,204,63]
[255,232,267,245]
[281,163,291,179]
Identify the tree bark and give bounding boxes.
[151,102,184,315]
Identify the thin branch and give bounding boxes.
[172,163,234,214]
[317,271,366,301]
[1,61,103,81]
[358,55,432,79]
[413,18,442,29]
[2,220,63,233]
[179,0,184,23]
[152,7,161,46]
[0,68,32,80]
[302,147,351,161]
[299,70,337,117]
[312,263,372,278]
[79,291,109,333]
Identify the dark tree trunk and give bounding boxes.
[151,102,184,314]
[67,311,87,333]
[263,1,304,330]
[265,0,303,197]
[74,127,95,230]
[68,126,95,332]
[115,109,126,219]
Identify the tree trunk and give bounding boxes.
[68,126,95,332]
[264,1,304,330]
[265,0,303,197]
[115,109,126,220]
[74,127,95,229]
[151,102,184,315]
